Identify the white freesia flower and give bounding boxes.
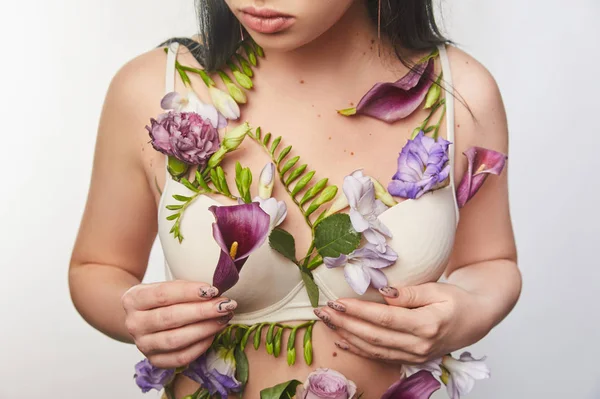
[441,352,490,399]
[253,196,287,231]
[403,358,443,378]
[325,193,349,216]
[160,90,226,129]
[208,86,240,120]
[258,163,275,199]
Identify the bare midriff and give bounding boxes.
[171,322,403,398]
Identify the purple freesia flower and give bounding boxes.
[161,90,227,129]
[210,202,270,293]
[183,347,241,399]
[388,131,451,199]
[343,170,393,252]
[339,59,434,123]
[324,243,398,295]
[146,111,221,166]
[381,370,441,399]
[133,359,174,393]
[296,368,357,399]
[456,147,507,208]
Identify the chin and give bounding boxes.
[248,31,324,53]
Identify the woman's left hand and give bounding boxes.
[314,282,494,364]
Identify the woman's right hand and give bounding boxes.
[121,280,236,368]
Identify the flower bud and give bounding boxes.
[208,86,240,120]
[370,177,397,207]
[225,82,247,104]
[325,194,349,216]
[258,162,275,199]
[222,122,250,151]
[167,156,189,178]
[207,147,228,169]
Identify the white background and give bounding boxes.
[1,0,599,398]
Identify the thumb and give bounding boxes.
[379,283,441,308]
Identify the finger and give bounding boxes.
[137,314,233,356]
[333,329,428,364]
[147,337,214,369]
[379,283,442,308]
[125,281,220,311]
[315,307,421,351]
[137,298,237,334]
[325,298,422,334]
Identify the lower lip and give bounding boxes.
[240,12,295,34]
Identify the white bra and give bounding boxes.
[157,42,460,324]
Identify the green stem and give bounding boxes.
[419,98,446,131]
[432,103,447,140]
[179,65,216,87]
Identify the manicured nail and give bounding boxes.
[217,312,234,325]
[325,321,337,330]
[200,286,219,298]
[379,286,399,298]
[327,301,346,312]
[335,341,349,350]
[313,308,331,323]
[217,299,237,313]
[313,308,322,317]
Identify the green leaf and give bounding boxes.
[270,136,282,155]
[241,168,253,203]
[306,186,338,216]
[301,270,319,308]
[234,346,249,386]
[273,328,283,357]
[306,255,323,270]
[254,42,265,57]
[259,380,302,399]
[236,54,254,77]
[216,167,232,196]
[280,156,299,175]
[166,213,179,221]
[180,178,199,193]
[285,164,307,186]
[166,204,183,211]
[266,323,276,355]
[240,324,258,350]
[303,324,314,365]
[291,171,315,196]
[255,126,262,140]
[337,107,357,117]
[286,327,298,365]
[235,161,243,177]
[269,228,297,263]
[299,178,328,205]
[262,132,272,147]
[254,323,266,350]
[277,146,292,164]
[313,209,328,227]
[172,194,193,202]
[243,43,258,66]
[210,169,222,192]
[195,171,211,191]
[314,213,361,258]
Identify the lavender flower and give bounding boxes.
[381,370,441,399]
[146,111,221,166]
[388,131,451,199]
[161,90,227,129]
[324,243,398,295]
[296,368,357,399]
[343,170,392,251]
[133,359,174,393]
[456,147,507,208]
[183,347,241,398]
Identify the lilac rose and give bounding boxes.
[146,111,221,166]
[133,359,174,393]
[296,368,357,399]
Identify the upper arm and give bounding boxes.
[69,47,168,281]
[445,46,517,275]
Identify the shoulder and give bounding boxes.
[444,45,508,152]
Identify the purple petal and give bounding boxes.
[212,250,245,294]
[160,92,181,110]
[134,359,174,393]
[381,370,441,399]
[351,244,398,269]
[344,263,371,295]
[355,59,435,123]
[456,147,507,208]
[367,268,389,289]
[324,254,349,269]
[349,209,370,233]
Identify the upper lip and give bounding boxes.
[240,6,293,18]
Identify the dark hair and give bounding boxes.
[161,0,448,71]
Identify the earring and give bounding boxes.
[240,24,244,41]
[377,0,381,57]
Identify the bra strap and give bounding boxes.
[437,44,460,220]
[165,42,180,95]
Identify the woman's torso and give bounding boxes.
[149,41,459,398]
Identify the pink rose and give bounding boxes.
[296,368,357,399]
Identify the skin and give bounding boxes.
[69,0,521,397]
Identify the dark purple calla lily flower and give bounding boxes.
[210,202,270,293]
[133,359,174,393]
[339,58,434,123]
[381,370,441,399]
[456,147,507,208]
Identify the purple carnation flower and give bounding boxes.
[146,111,221,166]
[388,131,451,199]
[133,359,174,393]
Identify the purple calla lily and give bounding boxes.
[456,147,507,208]
[381,370,441,399]
[210,203,270,293]
[339,59,434,123]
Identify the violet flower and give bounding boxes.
[133,359,174,393]
[387,131,451,199]
[146,111,221,166]
[296,368,357,399]
[210,203,270,293]
[339,59,434,123]
[441,352,490,399]
[343,170,393,252]
[456,147,507,208]
[324,243,398,295]
[183,347,241,398]
[381,370,441,399]
[161,90,227,129]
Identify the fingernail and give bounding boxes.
[379,286,399,298]
[217,299,237,313]
[313,308,331,323]
[325,321,337,330]
[313,308,322,317]
[327,300,346,312]
[335,341,349,350]
[200,286,219,298]
[217,312,234,325]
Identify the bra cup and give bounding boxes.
[158,181,302,314]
